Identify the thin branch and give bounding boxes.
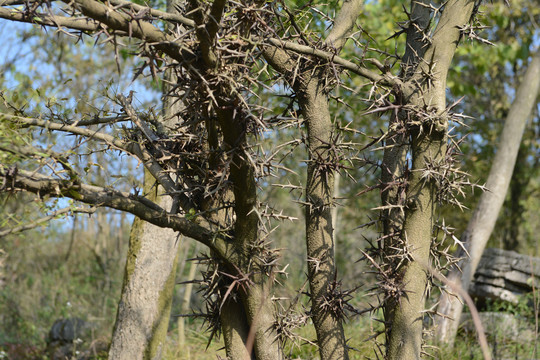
[0,0,26,5]
[325,0,363,51]
[1,113,194,210]
[2,169,234,257]
[108,0,195,27]
[71,114,130,126]
[117,94,159,142]
[0,206,96,237]
[421,259,492,360]
[0,7,102,32]
[0,143,78,179]
[63,0,197,64]
[265,38,397,86]
[2,113,125,147]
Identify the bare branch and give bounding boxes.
[265,38,397,86]
[0,0,26,5]
[0,7,102,32]
[0,142,78,179]
[325,0,363,51]
[117,94,159,142]
[108,0,195,27]
[188,0,226,68]
[1,169,234,257]
[2,113,125,147]
[400,0,432,76]
[0,113,193,210]
[71,114,130,126]
[63,0,197,64]
[0,206,96,237]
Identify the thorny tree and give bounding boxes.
[0,0,509,359]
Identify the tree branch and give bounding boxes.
[108,0,195,27]
[400,0,432,77]
[1,113,194,211]
[408,0,476,108]
[69,114,130,126]
[0,206,96,237]
[62,0,197,64]
[2,169,234,256]
[264,38,398,86]
[0,0,195,33]
[188,0,225,68]
[325,0,363,51]
[2,113,125,146]
[0,142,78,179]
[0,6,102,32]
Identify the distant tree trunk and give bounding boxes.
[108,107,183,360]
[108,181,180,360]
[108,3,185,354]
[435,51,540,345]
[501,137,534,250]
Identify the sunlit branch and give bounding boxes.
[265,38,398,86]
[0,206,96,237]
[325,0,363,51]
[0,143,78,179]
[62,0,197,64]
[1,169,231,254]
[108,0,195,27]
[1,113,193,210]
[2,113,125,148]
[117,95,159,142]
[0,0,195,27]
[71,114,130,126]
[0,7,102,32]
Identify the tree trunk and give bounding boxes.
[302,77,348,360]
[383,1,477,358]
[109,6,185,353]
[435,51,540,345]
[108,180,180,360]
[380,0,430,336]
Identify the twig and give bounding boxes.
[0,206,96,237]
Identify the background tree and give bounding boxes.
[435,50,540,345]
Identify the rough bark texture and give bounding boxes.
[380,0,430,330]
[385,1,476,359]
[261,2,364,356]
[385,133,446,360]
[301,4,363,358]
[221,298,254,360]
[217,104,283,360]
[108,172,180,360]
[108,6,185,354]
[241,277,282,360]
[302,78,348,360]
[435,51,540,345]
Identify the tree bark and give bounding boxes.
[108,179,180,360]
[302,77,349,360]
[108,5,186,354]
[380,0,430,333]
[384,1,477,358]
[435,51,540,345]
